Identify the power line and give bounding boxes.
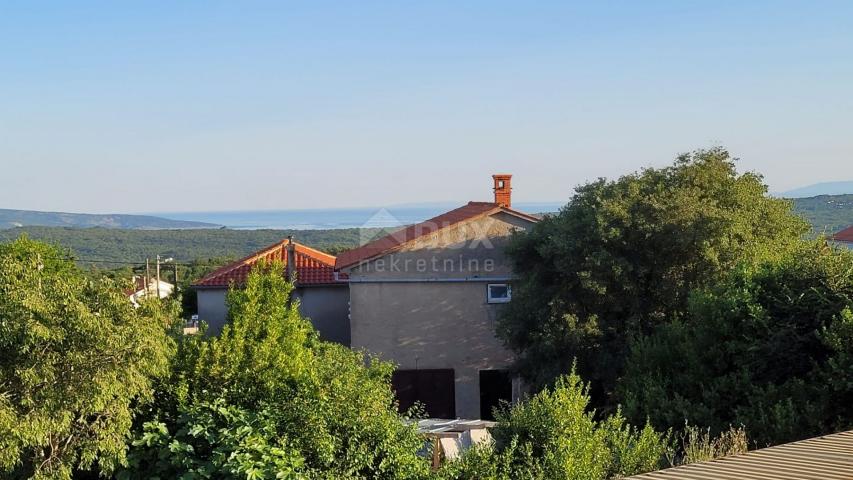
[19,253,204,267]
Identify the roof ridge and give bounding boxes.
[294,243,336,265]
[193,239,338,287]
[195,239,287,285]
[833,224,853,242]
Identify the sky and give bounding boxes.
[1,1,852,214]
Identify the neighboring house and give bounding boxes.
[832,225,853,249]
[627,429,853,479]
[126,276,174,307]
[192,239,350,344]
[335,175,539,419]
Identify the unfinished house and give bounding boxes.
[192,239,350,345]
[335,175,539,419]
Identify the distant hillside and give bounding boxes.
[791,194,853,234]
[0,226,386,265]
[781,181,853,198]
[0,208,219,230]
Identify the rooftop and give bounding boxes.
[192,239,345,288]
[833,225,853,243]
[334,201,539,270]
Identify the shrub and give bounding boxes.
[439,368,669,480]
[120,399,304,480]
[676,425,748,465]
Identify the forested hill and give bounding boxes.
[0,208,218,230]
[791,194,853,233]
[0,226,386,264]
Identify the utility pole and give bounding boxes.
[145,258,150,296]
[156,255,161,300]
[174,262,179,290]
[286,235,296,284]
[36,253,43,290]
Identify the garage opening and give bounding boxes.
[479,369,512,421]
[391,369,455,419]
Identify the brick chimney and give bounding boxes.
[492,174,512,208]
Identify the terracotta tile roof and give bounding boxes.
[833,225,853,243]
[627,429,853,479]
[192,240,346,288]
[335,201,540,270]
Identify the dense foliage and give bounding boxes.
[120,400,305,479]
[438,370,669,480]
[620,242,853,445]
[0,238,175,480]
[124,261,430,480]
[498,148,810,407]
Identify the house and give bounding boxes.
[626,429,853,479]
[192,238,350,344]
[335,174,539,419]
[832,225,853,249]
[126,276,174,307]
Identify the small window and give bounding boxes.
[487,284,511,303]
[497,180,505,188]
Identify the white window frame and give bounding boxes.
[487,283,511,303]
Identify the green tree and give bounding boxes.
[126,261,430,480]
[498,148,809,407]
[0,237,175,479]
[620,241,853,445]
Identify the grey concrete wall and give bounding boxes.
[349,281,514,418]
[293,285,351,346]
[197,288,229,334]
[196,285,350,345]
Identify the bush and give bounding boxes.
[676,425,748,465]
[120,400,304,480]
[438,368,669,480]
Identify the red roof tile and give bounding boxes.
[192,240,346,288]
[834,225,853,243]
[335,201,540,270]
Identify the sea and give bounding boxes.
[153,202,562,230]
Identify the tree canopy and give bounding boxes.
[498,148,810,406]
[620,241,853,445]
[0,237,175,479]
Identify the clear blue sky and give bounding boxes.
[2,1,852,213]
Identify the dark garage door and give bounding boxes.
[479,370,512,421]
[391,369,455,418]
